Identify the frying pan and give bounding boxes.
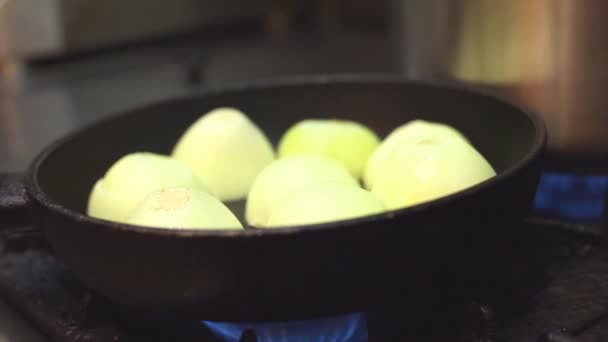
[0,75,546,321]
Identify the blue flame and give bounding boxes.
[202,312,367,342]
[534,172,608,221]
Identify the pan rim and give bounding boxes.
[25,73,547,238]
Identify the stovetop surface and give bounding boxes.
[2,218,608,342]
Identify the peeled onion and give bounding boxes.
[246,155,358,227]
[127,187,242,229]
[266,182,385,228]
[371,135,496,210]
[364,120,469,190]
[278,119,379,179]
[172,107,275,201]
[87,152,203,222]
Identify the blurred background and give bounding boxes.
[0,0,607,170]
[2,1,608,341]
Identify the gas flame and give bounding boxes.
[202,312,367,342]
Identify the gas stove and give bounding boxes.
[2,28,608,342]
[2,171,608,342]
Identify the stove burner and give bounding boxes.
[5,169,608,341]
[202,312,367,342]
[534,172,608,221]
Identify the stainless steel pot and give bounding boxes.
[391,0,608,159]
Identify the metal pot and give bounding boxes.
[391,0,608,159]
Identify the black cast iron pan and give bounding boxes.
[0,75,546,321]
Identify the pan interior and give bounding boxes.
[34,80,541,219]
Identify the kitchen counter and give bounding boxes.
[0,32,390,340]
